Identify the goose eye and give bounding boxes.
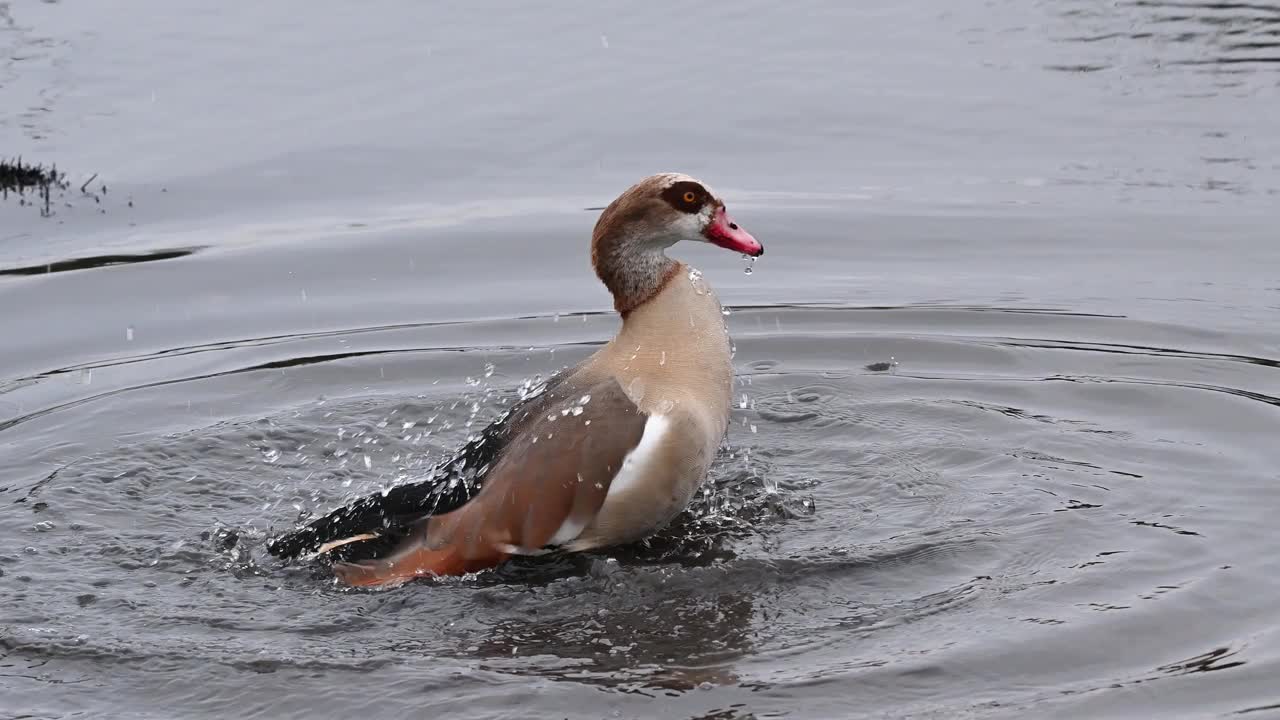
[663,182,706,214]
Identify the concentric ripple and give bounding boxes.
[2,304,1276,717]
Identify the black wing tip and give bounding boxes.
[264,502,370,559]
[263,478,477,562]
[264,528,401,565]
[264,530,312,559]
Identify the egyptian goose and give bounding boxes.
[267,173,763,587]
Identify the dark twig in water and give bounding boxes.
[0,157,59,191]
[79,172,98,194]
[0,157,70,217]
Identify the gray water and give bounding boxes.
[2,2,1279,719]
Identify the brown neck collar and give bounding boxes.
[592,237,682,317]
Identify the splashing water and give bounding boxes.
[687,267,708,295]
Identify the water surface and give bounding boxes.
[2,1,1279,718]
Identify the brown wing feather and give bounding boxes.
[455,377,646,552]
[331,376,647,584]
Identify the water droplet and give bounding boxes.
[125,325,135,341]
[484,362,495,378]
[659,351,667,366]
[627,377,646,402]
[687,267,708,295]
[739,394,749,409]
[363,455,372,469]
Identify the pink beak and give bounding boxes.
[704,206,763,257]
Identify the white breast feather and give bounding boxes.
[603,414,670,502]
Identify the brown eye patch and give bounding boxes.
[661,181,708,214]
